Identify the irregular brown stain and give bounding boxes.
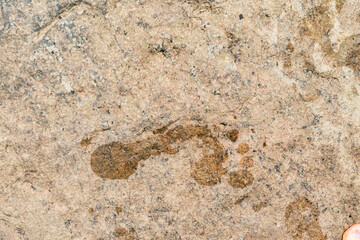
[301,2,333,43]
[300,89,321,102]
[226,32,243,62]
[285,197,326,240]
[299,0,359,74]
[191,152,228,185]
[284,41,295,68]
[226,129,239,142]
[336,0,346,12]
[153,125,168,135]
[115,227,137,240]
[284,58,292,68]
[91,124,228,185]
[91,141,147,179]
[115,206,123,214]
[237,143,250,155]
[304,60,316,73]
[340,35,360,73]
[88,208,94,214]
[351,145,360,161]
[81,135,96,147]
[252,201,268,212]
[81,128,111,147]
[227,170,254,188]
[286,42,295,53]
[152,119,178,135]
[234,194,248,205]
[352,86,359,96]
[298,0,335,73]
[240,156,254,168]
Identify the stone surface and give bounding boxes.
[0,0,359,239]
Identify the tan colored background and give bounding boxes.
[0,0,359,239]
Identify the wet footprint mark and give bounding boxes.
[227,141,254,189]
[91,124,229,186]
[285,197,326,240]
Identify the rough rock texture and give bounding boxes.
[0,0,359,239]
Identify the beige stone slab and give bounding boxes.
[0,0,359,239]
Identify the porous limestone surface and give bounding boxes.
[0,0,359,239]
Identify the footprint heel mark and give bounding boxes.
[90,141,147,179]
